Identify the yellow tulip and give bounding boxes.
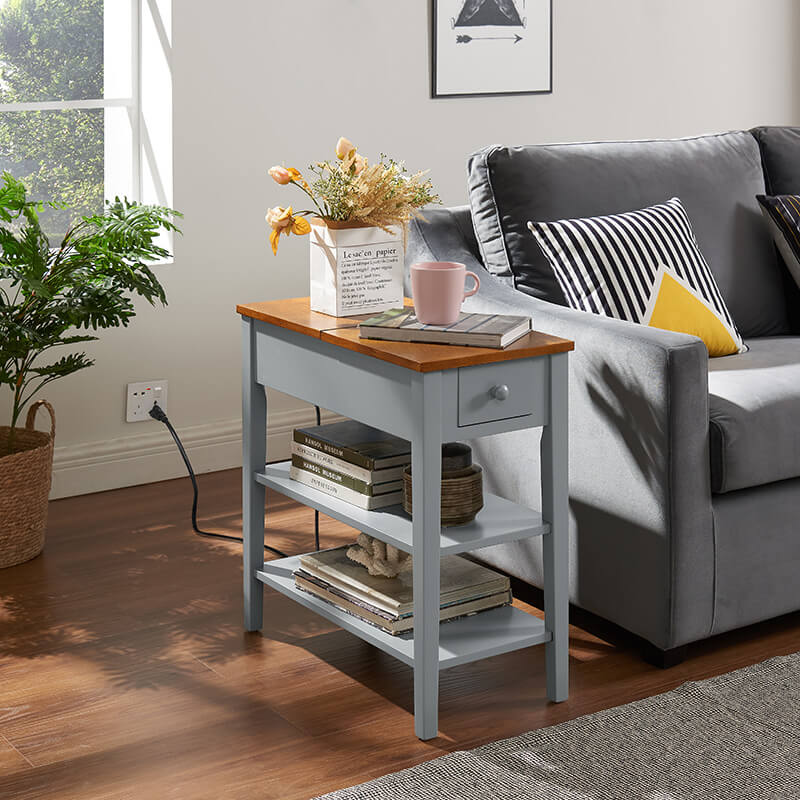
[266,205,292,230]
[269,227,281,255]
[286,167,312,192]
[292,216,311,235]
[266,205,310,254]
[266,206,292,255]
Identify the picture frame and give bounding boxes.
[431,0,552,98]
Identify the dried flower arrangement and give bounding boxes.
[265,137,439,254]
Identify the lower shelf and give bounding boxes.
[256,555,551,670]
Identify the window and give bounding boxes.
[0,0,171,239]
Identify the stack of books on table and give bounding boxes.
[290,420,410,510]
[293,545,512,636]
[359,308,532,349]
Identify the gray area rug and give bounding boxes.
[315,653,800,799]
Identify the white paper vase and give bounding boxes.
[309,219,404,317]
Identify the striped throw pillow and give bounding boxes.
[528,198,745,356]
[756,194,800,291]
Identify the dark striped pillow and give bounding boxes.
[757,194,800,290]
[528,198,745,355]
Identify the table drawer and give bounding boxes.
[457,359,548,427]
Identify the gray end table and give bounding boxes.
[238,297,573,740]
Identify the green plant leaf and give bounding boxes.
[0,171,180,429]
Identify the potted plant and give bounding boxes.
[0,173,180,568]
[265,137,439,317]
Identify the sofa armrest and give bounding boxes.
[407,208,715,649]
[481,273,714,649]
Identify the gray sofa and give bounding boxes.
[406,128,800,662]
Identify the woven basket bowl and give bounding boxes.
[0,400,55,569]
[402,464,484,527]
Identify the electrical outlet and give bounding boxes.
[126,380,168,422]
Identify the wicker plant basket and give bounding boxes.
[402,463,484,527]
[0,400,56,568]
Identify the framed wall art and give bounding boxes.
[431,0,552,98]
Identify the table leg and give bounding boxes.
[541,351,569,702]
[242,317,266,632]
[411,371,443,740]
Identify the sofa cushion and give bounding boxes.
[468,132,789,337]
[752,126,800,334]
[709,337,800,493]
[752,126,800,195]
[757,195,800,290]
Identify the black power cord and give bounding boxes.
[149,401,324,559]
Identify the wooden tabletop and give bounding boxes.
[237,297,574,372]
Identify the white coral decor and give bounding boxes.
[346,532,412,578]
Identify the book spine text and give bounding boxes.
[293,430,373,470]
[289,466,401,510]
[291,455,374,495]
[291,442,373,483]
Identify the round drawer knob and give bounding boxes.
[491,384,510,401]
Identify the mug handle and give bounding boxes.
[463,271,480,298]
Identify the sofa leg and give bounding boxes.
[642,643,688,669]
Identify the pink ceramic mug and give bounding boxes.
[410,261,480,325]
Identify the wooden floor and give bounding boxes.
[1,469,799,800]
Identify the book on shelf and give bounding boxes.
[293,420,411,471]
[294,570,512,635]
[288,466,403,510]
[298,546,511,617]
[290,454,403,496]
[291,441,406,485]
[359,307,532,349]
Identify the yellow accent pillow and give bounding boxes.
[644,267,740,357]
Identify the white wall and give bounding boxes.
[11,0,797,497]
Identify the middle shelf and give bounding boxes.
[256,460,550,555]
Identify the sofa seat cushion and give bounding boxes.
[709,337,800,492]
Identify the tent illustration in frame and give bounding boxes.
[452,0,526,28]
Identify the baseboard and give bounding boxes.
[50,407,344,499]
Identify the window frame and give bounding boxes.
[0,0,172,219]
